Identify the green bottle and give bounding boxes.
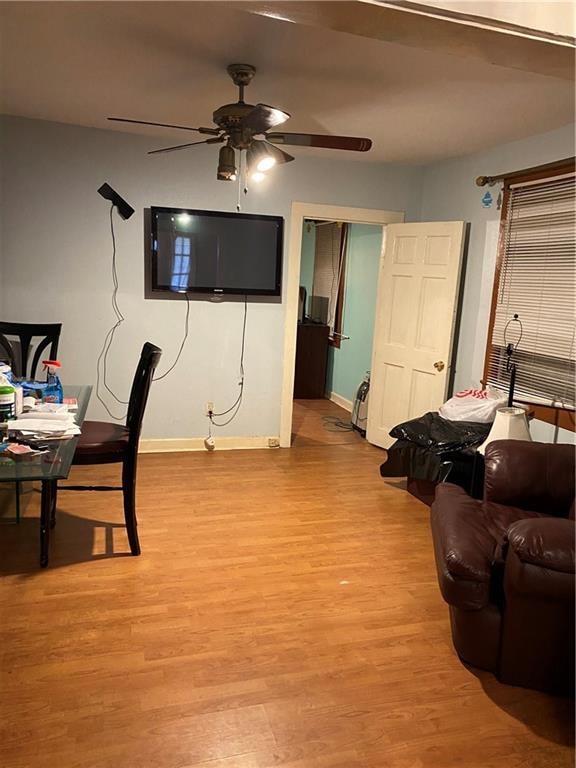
[0,383,16,421]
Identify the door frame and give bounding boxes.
[280,202,404,447]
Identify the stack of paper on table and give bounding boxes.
[9,414,81,437]
[18,411,72,421]
[22,402,71,415]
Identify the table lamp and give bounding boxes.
[477,406,532,455]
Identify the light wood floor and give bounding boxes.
[0,418,573,767]
[292,399,364,448]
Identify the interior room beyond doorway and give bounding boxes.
[292,218,384,445]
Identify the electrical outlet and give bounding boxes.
[206,401,214,415]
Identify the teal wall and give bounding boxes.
[325,224,383,403]
[299,223,316,314]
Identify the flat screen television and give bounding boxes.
[147,206,283,297]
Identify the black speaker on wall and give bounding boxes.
[97,182,135,220]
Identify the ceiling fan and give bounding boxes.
[108,63,373,182]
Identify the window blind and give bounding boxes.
[486,173,575,408]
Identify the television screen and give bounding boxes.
[148,207,283,297]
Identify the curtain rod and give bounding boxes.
[475,156,575,187]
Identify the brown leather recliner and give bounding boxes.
[431,440,575,695]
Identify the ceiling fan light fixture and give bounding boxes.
[257,156,276,172]
[247,140,276,175]
[250,171,266,183]
[217,143,237,181]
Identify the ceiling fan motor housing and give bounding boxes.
[212,102,256,149]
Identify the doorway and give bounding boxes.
[292,218,385,446]
[280,203,405,447]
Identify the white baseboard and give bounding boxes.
[326,391,353,412]
[139,436,280,453]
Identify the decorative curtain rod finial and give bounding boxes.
[476,176,497,187]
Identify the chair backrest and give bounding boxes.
[126,342,162,449]
[0,322,62,379]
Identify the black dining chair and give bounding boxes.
[58,342,162,556]
[0,322,62,378]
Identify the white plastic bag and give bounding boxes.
[439,388,507,424]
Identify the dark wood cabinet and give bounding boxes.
[294,322,330,398]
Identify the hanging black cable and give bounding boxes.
[209,297,248,427]
[153,292,190,381]
[96,205,191,420]
[96,204,128,420]
[322,415,354,432]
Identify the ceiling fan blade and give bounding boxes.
[263,141,294,164]
[148,136,223,155]
[108,117,220,135]
[267,133,372,152]
[241,104,290,134]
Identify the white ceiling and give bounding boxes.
[419,1,576,38]
[0,1,574,164]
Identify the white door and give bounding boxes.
[367,221,465,449]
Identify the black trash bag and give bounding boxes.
[388,411,490,454]
[380,439,481,484]
[380,439,449,481]
[380,412,491,486]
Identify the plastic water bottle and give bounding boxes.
[13,383,23,416]
[42,360,64,404]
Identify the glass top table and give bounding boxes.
[0,385,92,482]
[1,385,92,566]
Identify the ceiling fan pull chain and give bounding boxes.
[242,151,249,201]
[236,151,243,212]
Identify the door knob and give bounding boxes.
[434,361,445,371]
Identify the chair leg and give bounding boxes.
[122,457,140,556]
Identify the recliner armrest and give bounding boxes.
[507,518,575,575]
[484,440,575,516]
[430,484,496,609]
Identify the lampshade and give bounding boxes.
[477,407,531,455]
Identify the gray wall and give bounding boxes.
[0,116,422,439]
[2,115,573,443]
[420,122,575,443]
